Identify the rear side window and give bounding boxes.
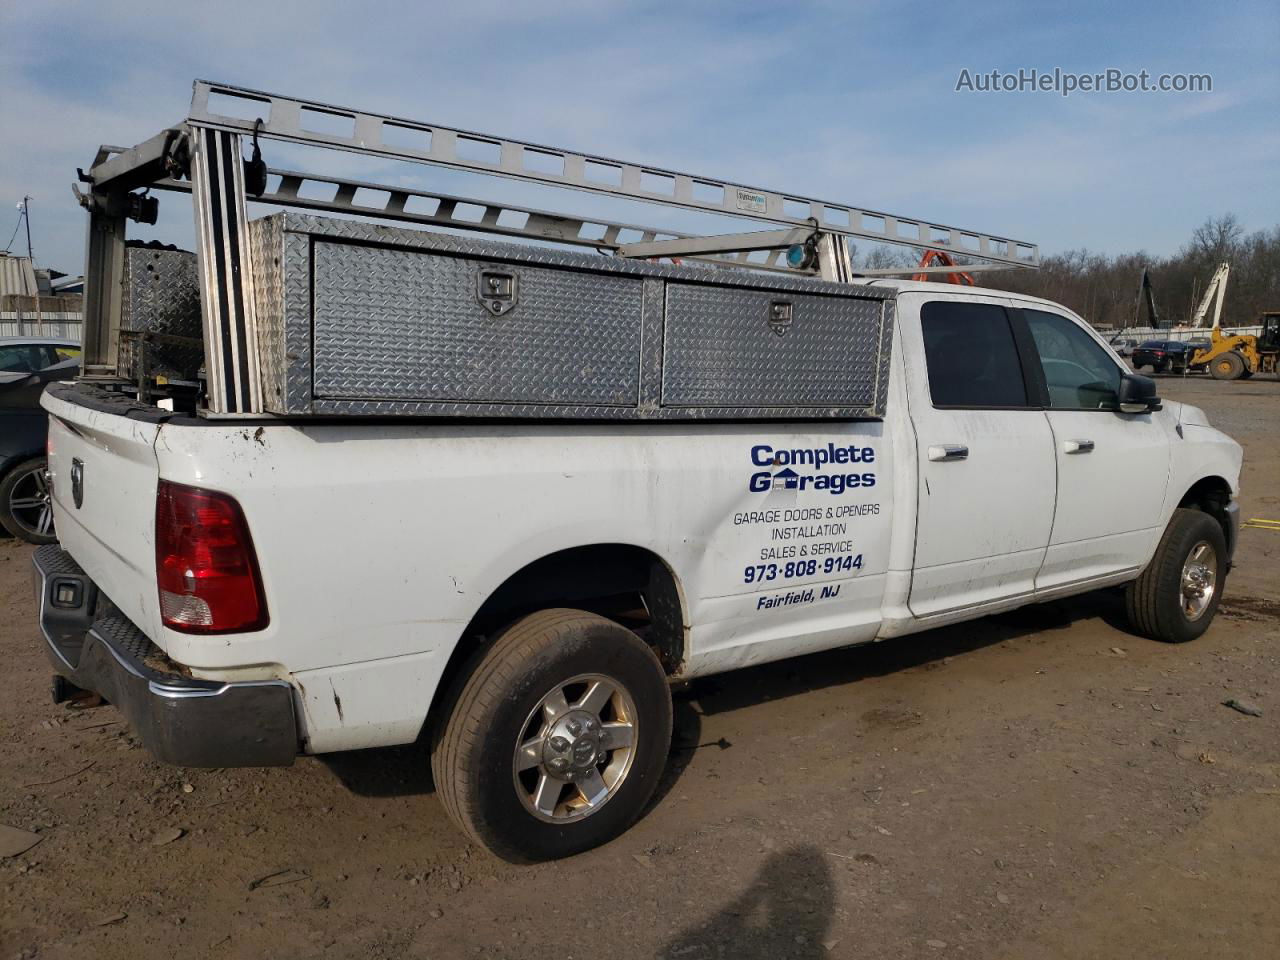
[0,345,47,373]
[1024,309,1122,410]
[920,301,1029,408]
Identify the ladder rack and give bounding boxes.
[76,79,1040,414]
[186,81,1038,269]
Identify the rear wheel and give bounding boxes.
[1125,508,1227,643]
[1210,351,1245,380]
[0,457,56,544]
[432,609,672,862]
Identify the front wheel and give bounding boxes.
[432,609,672,862]
[1124,508,1227,643]
[0,457,57,544]
[1210,351,1245,380]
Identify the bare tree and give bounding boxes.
[1189,213,1244,261]
[983,216,1277,330]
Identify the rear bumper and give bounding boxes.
[32,544,298,767]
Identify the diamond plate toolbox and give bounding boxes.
[120,246,204,383]
[248,213,894,420]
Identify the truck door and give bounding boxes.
[1017,307,1171,587]
[900,294,1056,617]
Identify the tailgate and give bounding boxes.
[42,388,162,643]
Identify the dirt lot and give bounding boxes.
[2,375,1278,960]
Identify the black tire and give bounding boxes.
[1210,351,1245,381]
[431,609,672,862]
[1125,508,1227,643]
[0,457,56,544]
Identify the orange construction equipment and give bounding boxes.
[913,249,974,286]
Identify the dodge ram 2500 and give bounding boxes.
[34,284,1241,861]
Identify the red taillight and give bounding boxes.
[155,481,268,634]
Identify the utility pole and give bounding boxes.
[21,196,33,263]
[20,197,42,335]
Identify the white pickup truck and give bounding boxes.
[32,83,1242,862]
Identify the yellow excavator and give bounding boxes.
[1187,263,1280,379]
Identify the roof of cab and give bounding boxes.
[0,336,81,347]
[852,277,1081,317]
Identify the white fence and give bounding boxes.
[1104,325,1263,343]
[0,312,83,341]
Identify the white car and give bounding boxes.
[1110,336,1140,358]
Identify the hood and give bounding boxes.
[1177,403,1211,428]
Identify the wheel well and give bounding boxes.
[1178,476,1233,548]
[421,544,686,742]
[1,450,46,480]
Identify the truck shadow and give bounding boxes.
[658,843,834,959]
[685,589,1129,720]
[319,739,437,796]
[321,589,1130,801]
[643,588,1128,813]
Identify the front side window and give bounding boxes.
[1025,309,1122,410]
[920,301,1029,408]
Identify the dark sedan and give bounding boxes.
[1,337,80,543]
[1131,339,1197,374]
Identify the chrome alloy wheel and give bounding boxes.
[8,463,54,541]
[513,674,638,824]
[1180,541,1217,622]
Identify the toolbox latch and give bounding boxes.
[477,269,519,317]
[768,300,793,337]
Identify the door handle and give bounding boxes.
[927,444,969,462]
[1063,439,1095,454]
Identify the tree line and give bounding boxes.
[855,214,1280,331]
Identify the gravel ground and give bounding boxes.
[1,374,1277,960]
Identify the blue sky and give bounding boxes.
[1,0,1276,274]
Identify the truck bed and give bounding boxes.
[42,380,896,754]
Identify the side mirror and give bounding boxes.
[1118,373,1162,414]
